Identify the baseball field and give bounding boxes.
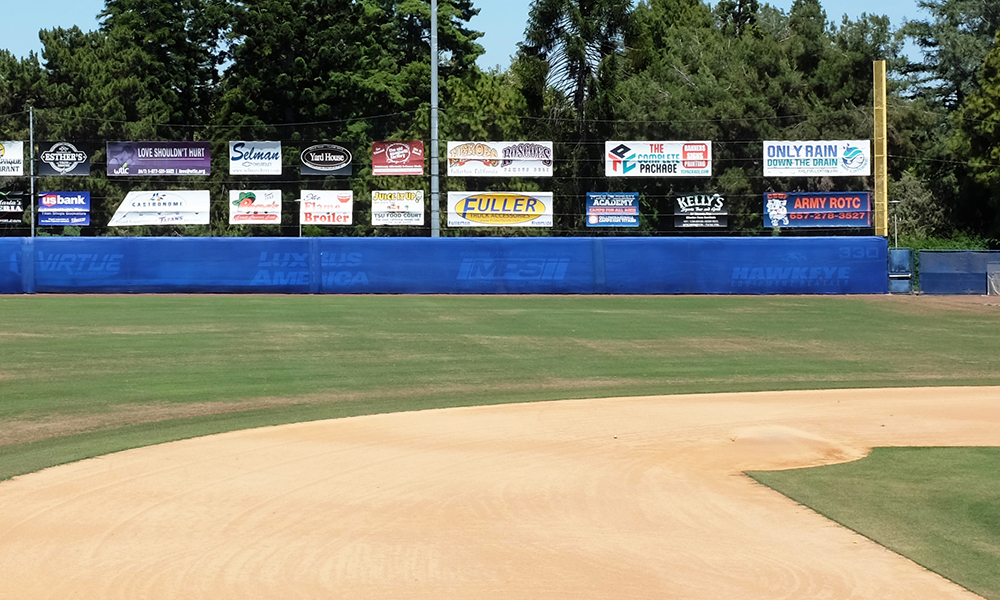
[0,294,998,599]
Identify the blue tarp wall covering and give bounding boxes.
[919,250,1000,295]
[1,236,888,294]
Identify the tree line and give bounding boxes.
[0,0,998,246]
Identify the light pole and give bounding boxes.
[889,200,900,248]
[430,0,440,238]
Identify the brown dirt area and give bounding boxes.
[0,386,997,599]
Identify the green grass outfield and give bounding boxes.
[2,294,999,595]
[749,448,1000,600]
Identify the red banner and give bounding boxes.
[372,141,424,176]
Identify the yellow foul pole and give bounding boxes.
[873,60,889,237]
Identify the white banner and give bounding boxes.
[371,190,424,226]
[229,190,281,224]
[109,190,210,226]
[605,141,711,177]
[0,142,24,176]
[447,142,553,177]
[447,191,553,227]
[300,190,353,226]
[229,141,282,175]
[763,140,871,176]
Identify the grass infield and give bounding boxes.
[1,294,999,595]
[749,448,1000,600]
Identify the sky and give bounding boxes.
[5,0,929,69]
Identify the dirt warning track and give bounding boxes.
[1,387,997,599]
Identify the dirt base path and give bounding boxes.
[1,387,998,600]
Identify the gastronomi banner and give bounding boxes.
[585,192,639,227]
[229,190,282,224]
[372,141,424,176]
[0,142,24,176]
[605,141,711,177]
[763,140,871,177]
[38,142,92,176]
[106,142,211,176]
[300,143,353,176]
[229,141,282,175]
[38,191,91,226]
[447,142,554,177]
[447,191,553,227]
[108,190,210,226]
[300,190,353,225]
[763,192,871,227]
[674,193,727,228]
[371,190,424,226]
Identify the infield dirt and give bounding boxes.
[0,386,997,599]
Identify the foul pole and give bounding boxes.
[430,0,440,238]
[873,60,888,237]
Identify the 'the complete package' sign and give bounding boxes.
[763,140,871,177]
[107,142,211,176]
[605,141,711,177]
[585,192,639,227]
[764,192,871,227]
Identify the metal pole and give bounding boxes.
[430,0,440,238]
[29,106,35,238]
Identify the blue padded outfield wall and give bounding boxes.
[919,250,1000,295]
[2,236,888,295]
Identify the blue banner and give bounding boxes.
[586,192,639,227]
[0,237,887,295]
[764,192,871,228]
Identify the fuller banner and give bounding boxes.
[108,190,210,226]
[38,142,92,176]
[0,142,24,176]
[585,192,639,227]
[371,190,424,226]
[229,141,282,175]
[447,191,553,227]
[107,142,211,176]
[763,140,871,177]
[674,193,727,228]
[229,190,282,224]
[764,192,871,227]
[447,142,554,177]
[38,191,91,226]
[300,143,353,176]
[300,190,353,225]
[605,141,711,177]
[372,141,424,176]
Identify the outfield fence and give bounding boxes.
[919,250,1000,295]
[1,236,888,295]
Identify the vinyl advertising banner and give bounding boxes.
[763,192,871,227]
[108,190,210,226]
[229,141,282,175]
[585,192,639,227]
[300,143,353,176]
[372,141,424,175]
[38,191,91,226]
[229,190,281,224]
[300,190,353,225]
[0,191,24,223]
[447,142,554,177]
[447,191,553,227]
[38,142,92,176]
[106,142,211,176]
[763,140,871,177]
[674,193,727,228]
[371,190,424,226]
[0,142,24,176]
[605,141,711,177]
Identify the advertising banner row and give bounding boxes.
[7,189,871,229]
[2,139,872,178]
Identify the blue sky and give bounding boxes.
[6,0,927,69]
